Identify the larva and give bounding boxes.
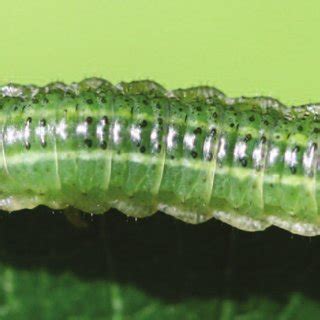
[0,77,319,236]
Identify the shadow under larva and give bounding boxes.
[0,77,319,236]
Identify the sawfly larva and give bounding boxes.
[0,77,319,236]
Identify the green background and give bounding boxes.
[1,1,320,319]
[1,0,320,105]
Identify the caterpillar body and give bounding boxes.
[0,78,319,236]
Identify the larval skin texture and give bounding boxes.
[0,78,319,236]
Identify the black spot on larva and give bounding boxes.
[26,117,32,124]
[86,116,93,124]
[206,152,213,161]
[297,125,303,132]
[290,166,297,174]
[25,142,31,150]
[261,136,267,144]
[140,120,148,128]
[193,127,202,134]
[191,151,198,159]
[244,134,252,142]
[230,123,235,128]
[102,116,109,125]
[140,146,146,153]
[249,115,255,122]
[293,146,300,153]
[86,99,93,105]
[40,119,46,126]
[100,140,107,149]
[84,139,93,148]
[240,158,247,167]
[313,128,320,134]
[212,112,218,118]
[210,128,217,135]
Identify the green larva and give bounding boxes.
[0,77,319,236]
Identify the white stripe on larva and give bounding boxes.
[252,142,264,168]
[1,149,312,188]
[35,125,46,146]
[150,127,158,143]
[0,108,308,146]
[130,125,141,143]
[0,125,9,176]
[53,136,61,189]
[217,136,226,160]
[262,172,313,187]
[183,132,196,150]
[203,136,211,155]
[112,121,121,144]
[303,143,317,175]
[268,146,280,165]
[76,122,88,136]
[24,121,31,143]
[55,119,68,140]
[4,126,23,144]
[96,121,105,142]
[284,147,298,168]
[233,140,247,160]
[166,126,177,150]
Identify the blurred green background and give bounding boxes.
[1,1,320,319]
[1,0,320,105]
